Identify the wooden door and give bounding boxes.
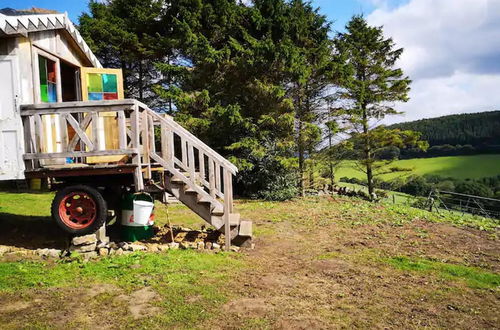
[0,56,25,180]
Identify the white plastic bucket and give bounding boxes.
[122,194,155,227]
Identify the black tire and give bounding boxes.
[51,185,108,236]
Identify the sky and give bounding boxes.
[3,0,500,124]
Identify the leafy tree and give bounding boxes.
[455,181,493,198]
[333,16,427,198]
[79,0,174,105]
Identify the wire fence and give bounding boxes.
[427,190,500,220]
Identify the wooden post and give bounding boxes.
[142,110,151,179]
[199,151,205,183]
[58,114,68,152]
[181,138,187,168]
[131,105,144,191]
[215,163,221,193]
[223,168,232,251]
[117,110,127,149]
[188,143,195,182]
[22,116,34,170]
[209,159,216,198]
[91,112,99,151]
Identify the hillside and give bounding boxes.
[336,154,500,181]
[388,111,500,148]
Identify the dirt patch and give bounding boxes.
[117,287,161,319]
[223,298,274,318]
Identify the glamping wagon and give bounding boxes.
[0,8,251,247]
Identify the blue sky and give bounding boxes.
[3,0,383,29]
[3,0,499,123]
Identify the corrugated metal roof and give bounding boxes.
[0,8,102,68]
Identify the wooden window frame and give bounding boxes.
[32,46,63,104]
[80,67,124,101]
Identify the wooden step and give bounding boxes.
[170,176,185,184]
[238,220,252,237]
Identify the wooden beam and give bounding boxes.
[23,149,138,160]
[223,168,232,251]
[66,113,94,150]
[130,106,144,191]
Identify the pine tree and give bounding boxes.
[333,15,425,198]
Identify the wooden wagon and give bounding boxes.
[0,8,251,248]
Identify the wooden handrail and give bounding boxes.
[135,100,238,175]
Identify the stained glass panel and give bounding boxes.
[102,74,117,93]
[88,73,103,93]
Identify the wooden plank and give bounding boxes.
[25,164,137,179]
[58,114,68,152]
[20,99,136,110]
[223,168,232,250]
[89,112,98,151]
[117,110,127,149]
[209,159,216,198]
[130,106,144,191]
[181,138,187,168]
[215,162,221,193]
[21,105,135,116]
[23,149,138,160]
[67,114,93,151]
[188,143,195,182]
[28,116,40,168]
[34,114,44,153]
[142,111,151,179]
[199,150,205,182]
[22,116,34,170]
[148,115,156,153]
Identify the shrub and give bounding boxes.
[455,181,493,198]
[400,176,431,196]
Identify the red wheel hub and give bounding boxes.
[58,192,97,229]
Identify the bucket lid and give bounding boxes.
[133,200,154,207]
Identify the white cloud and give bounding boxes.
[366,0,500,123]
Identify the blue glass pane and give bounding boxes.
[48,83,57,102]
[89,92,103,101]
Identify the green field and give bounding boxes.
[336,154,500,181]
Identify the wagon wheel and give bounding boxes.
[51,185,107,235]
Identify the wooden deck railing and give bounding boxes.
[20,99,237,236]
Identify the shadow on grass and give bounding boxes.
[0,213,70,250]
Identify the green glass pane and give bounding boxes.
[38,55,47,85]
[102,74,117,93]
[40,83,48,102]
[87,73,103,93]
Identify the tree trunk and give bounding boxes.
[298,118,305,197]
[362,104,374,199]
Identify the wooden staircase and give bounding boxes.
[134,101,252,248]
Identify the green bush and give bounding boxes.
[455,181,494,198]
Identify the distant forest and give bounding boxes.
[388,111,500,158]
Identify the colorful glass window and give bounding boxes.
[38,55,57,103]
[86,73,118,100]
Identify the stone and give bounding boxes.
[128,244,147,252]
[147,245,160,253]
[230,246,240,253]
[46,249,62,258]
[97,242,109,249]
[72,234,97,246]
[118,242,129,250]
[157,245,169,252]
[168,242,179,250]
[81,251,98,260]
[212,243,221,250]
[109,242,118,250]
[0,246,10,255]
[70,242,97,253]
[115,248,124,255]
[196,242,205,250]
[98,248,109,256]
[205,242,213,250]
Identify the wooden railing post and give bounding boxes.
[131,104,144,191]
[209,159,216,198]
[223,168,232,250]
[188,143,195,182]
[117,110,127,149]
[198,151,205,183]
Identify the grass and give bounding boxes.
[0,250,243,327]
[386,256,500,289]
[0,191,53,216]
[336,154,500,181]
